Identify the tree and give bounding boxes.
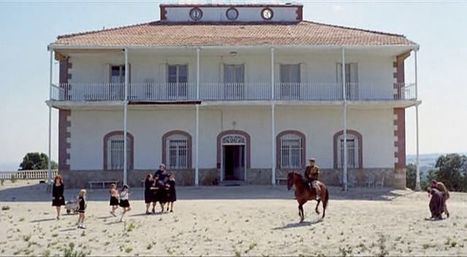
[406,163,417,190]
[19,152,58,170]
[432,154,467,192]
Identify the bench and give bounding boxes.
[275,177,288,185]
[88,180,119,189]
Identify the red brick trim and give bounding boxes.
[276,130,306,169]
[216,130,251,169]
[162,130,192,169]
[160,5,167,20]
[393,108,406,169]
[103,131,134,170]
[58,110,71,171]
[296,5,303,21]
[393,52,410,99]
[333,129,363,169]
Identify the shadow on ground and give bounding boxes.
[0,180,413,202]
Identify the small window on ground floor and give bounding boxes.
[277,130,306,169]
[163,131,192,169]
[103,131,133,170]
[334,130,362,169]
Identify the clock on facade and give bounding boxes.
[189,7,203,21]
[261,8,273,20]
[226,7,239,21]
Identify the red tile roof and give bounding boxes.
[52,21,416,48]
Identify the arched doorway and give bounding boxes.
[217,130,251,182]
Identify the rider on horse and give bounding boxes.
[304,158,321,200]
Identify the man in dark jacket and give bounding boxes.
[304,158,320,199]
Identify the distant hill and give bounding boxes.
[406,152,467,178]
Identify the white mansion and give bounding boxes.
[47,3,420,189]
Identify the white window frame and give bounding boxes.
[279,63,301,99]
[337,63,359,100]
[167,134,189,169]
[107,135,131,170]
[337,134,358,169]
[279,133,302,169]
[167,64,188,98]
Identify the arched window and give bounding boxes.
[333,130,363,169]
[276,130,306,169]
[162,131,192,169]
[103,131,134,170]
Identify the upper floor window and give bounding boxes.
[103,131,133,170]
[223,64,245,99]
[277,130,305,169]
[280,64,301,99]
[163,131,192,169]
[167,64,188,98]
[110,65,126,84]
[336,63,358,100]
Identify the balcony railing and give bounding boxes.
[50,82,416,102]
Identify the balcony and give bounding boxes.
[50,82,416,103]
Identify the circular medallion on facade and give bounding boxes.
[261,7,274,20]
[226,7,239,21]
[189,7,203,21]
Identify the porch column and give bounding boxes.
[195,48,200,186]
[341,47,348,191]
[271,47,276,185]
[123,48,129,185]
[414,49,421,191]
[47,49,53,185]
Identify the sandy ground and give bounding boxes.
[1,180,467,256]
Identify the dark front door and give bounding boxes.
[223,145,245,181]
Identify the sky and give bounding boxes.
[0,0,466,170]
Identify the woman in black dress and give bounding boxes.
[166,173,176,212]
[144,174,154,214]
[51,175,65,220]
[152,164,168,213]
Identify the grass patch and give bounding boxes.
[64,242,86,257]
[1,206,10,211]
[124,247,133,253]
[377,234,388,257]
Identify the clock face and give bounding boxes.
[226,7,239,21]
[261,8,273,20]
[189,7,203,21]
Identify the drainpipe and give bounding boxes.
[342,47,348,191]
[195,48,200,186]
[123,48,128,186]
[271,47,276,185]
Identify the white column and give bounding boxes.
[271,47,276,185]
[414,49,421,191]
[195,105,199,186]
[47,49,53,185]
[123,48,129,185]
[195,48,200,186]
[196,48,200,100]
[342,47,348,191]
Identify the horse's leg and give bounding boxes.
[298,204,304,223]
[315,199,321,215]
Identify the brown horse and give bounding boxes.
[287,171,329,222]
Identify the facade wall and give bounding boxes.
[68,51,394,99]
[65,106,401,187]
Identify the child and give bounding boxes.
[109,184,119,217]
[166,174,176,212]
[77,189,87,229]
[119,185,131,222]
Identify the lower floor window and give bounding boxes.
[277,131,305,169]
[168,138,188,169]
[104,132,133,170]
[338,137,358,169]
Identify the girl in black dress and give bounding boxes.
[77,189,87,229]
[119,185,131,222]
[51,175,65,220]
[109,183,119,217]
[144,174,154,214]
[166,174,176,212]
